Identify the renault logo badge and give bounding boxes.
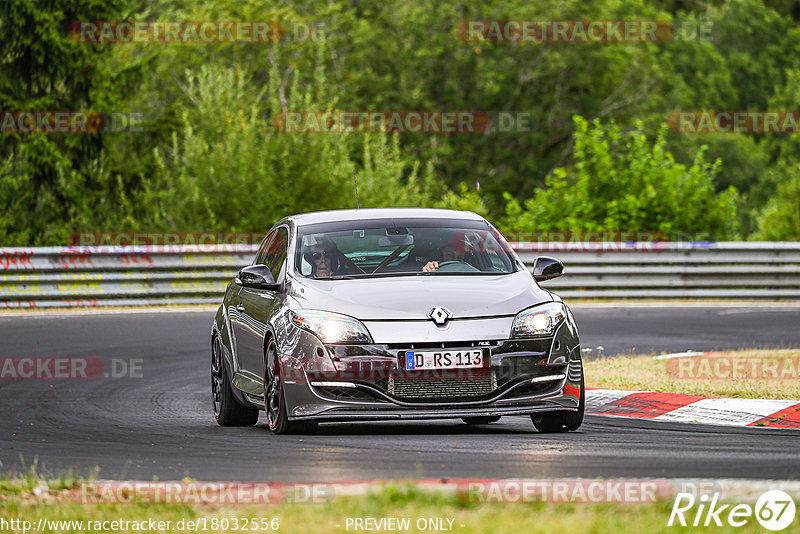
[428,307,452,325]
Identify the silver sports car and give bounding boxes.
[211,208,584,434]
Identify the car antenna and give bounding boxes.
[353,167,360,209]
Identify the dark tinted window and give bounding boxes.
[295,219,517,278]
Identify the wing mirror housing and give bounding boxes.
[236,264,280,290]
[532,256,564,282]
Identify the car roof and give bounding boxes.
[284,208,485,227]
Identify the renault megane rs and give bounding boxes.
[210,208,584,434]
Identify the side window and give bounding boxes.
[255,232,276,266]
[264,227,289,281]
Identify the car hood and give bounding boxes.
[288,270,552,320]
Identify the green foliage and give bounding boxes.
[324,0,677,211]
[143,59,435,231]
[1,0,799,244]
[432,183,489,216]
[499,116,738,239]
[752,164,800,240]
[711,0,797,110]
[0,0,134,245]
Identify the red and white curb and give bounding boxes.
[586,389,800,429]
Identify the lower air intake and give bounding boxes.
[388,371,497,400]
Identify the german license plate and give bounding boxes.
[404,350,483,370]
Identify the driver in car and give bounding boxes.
[422,245,465,272]
[303,241,341,278]
[308,247,333,277]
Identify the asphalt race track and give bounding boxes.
[1,305,799,481]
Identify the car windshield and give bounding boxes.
[295,218,518,279]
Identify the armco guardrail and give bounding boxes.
[0,245,258,308]
[514,241,800,299]
[1,242,800,308]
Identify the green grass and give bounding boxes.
[0,461,88,496]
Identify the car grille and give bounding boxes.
[387,371,497,400]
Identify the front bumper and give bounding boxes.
[276,322,583,421]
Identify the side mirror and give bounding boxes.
[236,264,279,290]
[532,256,564,282]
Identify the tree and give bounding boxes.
[0,0,135,244]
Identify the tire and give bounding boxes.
[212,336,259,427]
[530,371,585,433]
[462,416,501,425]
[264,339,318,435]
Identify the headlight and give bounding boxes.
[511,302,566,337]
[288,310,373,344]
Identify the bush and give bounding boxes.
[500,116,738,239]
[752,164,800,240]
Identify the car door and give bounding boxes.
[234,227,288,378]
[230,231,274,381]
